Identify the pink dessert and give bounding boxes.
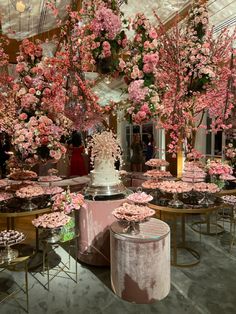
[43,186,64,195]
[144,170,172,178]
[142,180,161,189]
[32,212,70,229]
[0,192,14,202]
[158,181,192,194]
[8,170,37,181]
[145,159,169,168]
[112,202,155,222]
[0,179,8,188]
[182,164,206,183]
[127,192,153,204]
[193,182,220,193]
[38,175,62,182]
[219,174,236,181]
[16,185,44,198]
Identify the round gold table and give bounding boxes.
[148,202,227,267]
[0,207,51,251]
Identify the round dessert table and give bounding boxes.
[77,198,126,266]
[110,218,170,304]
[0,207,51,251]
[148,202,227,267]
[32,176,90,192]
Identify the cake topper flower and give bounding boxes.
[89,130,121,164]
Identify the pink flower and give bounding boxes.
[72,85,78,96]
[16,63,26,73]
[149,28,158,39]
[29,88,36,94]
[128,80,149,103]
[19,113,28,120]
[119,59,126,71]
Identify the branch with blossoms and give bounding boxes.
[151,0,236,155]
[0,38,17,134]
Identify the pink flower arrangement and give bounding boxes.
[16,39,67,114]
[73,0,127,74]
[207,160,233,176]
[52,191,85,214]
[225,143,236,166]
[118,13,161,123]
[12,115,66,164]
[91,7,122,40]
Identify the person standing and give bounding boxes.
[146,133,154,161]
[130,133,143,172]
[69,131,88,177]
[0,133,10,178]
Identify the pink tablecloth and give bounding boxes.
[77,198,126,266]
[110,218,170,303]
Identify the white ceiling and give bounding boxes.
[1,1,236,107]
[0,0,235,40]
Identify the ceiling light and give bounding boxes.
[15,0,26,13]
[11,0,31,13]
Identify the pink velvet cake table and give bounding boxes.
[110,218,170,303]
[77,198,126,266]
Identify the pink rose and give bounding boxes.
[19,113,28,120]
[149,28,158,39]
[29,88,36,94]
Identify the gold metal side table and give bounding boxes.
[0,255,30,312]
[40,233,79,291]
[149,202,226,267]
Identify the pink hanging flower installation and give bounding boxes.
[118,13,162,123]
[73,0,128,74]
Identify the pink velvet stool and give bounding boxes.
[110,218,170,303]
[77,198,126,266]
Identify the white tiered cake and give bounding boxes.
[91,158,121,186]
[88,131,123,191]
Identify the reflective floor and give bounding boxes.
[1,218,236,314]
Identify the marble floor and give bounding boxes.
[1,217,236,314]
